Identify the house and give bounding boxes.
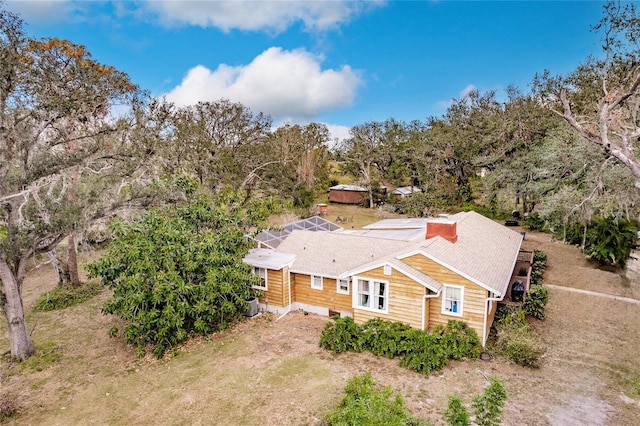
[328,184,368,204]
[243,211,524,346]
[391,186,422,200]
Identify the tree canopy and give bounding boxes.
[87,191,276,358]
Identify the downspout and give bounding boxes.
[276,267,293,321]
[482,293,503,346]
[421,290,441,331]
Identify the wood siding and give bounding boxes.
[403,254,489,341]
[258,268,287,307]
[292,274,353,314]
[328,189,366,204]
[352,266,426,329]
[485,299,498,343]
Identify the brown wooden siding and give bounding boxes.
[328,189,366,204]
[258,268,286,307]
[485,299,498,342]
[292,273,353,313]
[403,253,489,340]
[352,266,426,329]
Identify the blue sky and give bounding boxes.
[6,0,605,140]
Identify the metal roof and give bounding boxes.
[391,186,422,195]
[243,248,296,270]
[254,216,342,249]
[341,228,426,241]
[329,184,368,192]
[364,218,429,230]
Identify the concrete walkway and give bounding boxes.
[545,284,640,305]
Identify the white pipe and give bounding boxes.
[482,293,504,346]
[421,290,441,331]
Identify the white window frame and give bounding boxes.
[311,275,323,290]
[442,285,464,317]
[337,278,350,295]
[252,266,267,290]
[353,276,389,314]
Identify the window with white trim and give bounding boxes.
[312,275,323,290]
[337,278,350,295]
[252,267,267,290]
[355,278,388,313]
[442,285,463,316]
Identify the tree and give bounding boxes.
[87,192,275,358]
[168,100,272,188]
[262,122,330,205]
[533,1,640,189]
[339,121,389,208]
[0,7,137,359]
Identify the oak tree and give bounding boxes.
[0,7,137,359]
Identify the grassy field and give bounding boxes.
[2,223,640,425]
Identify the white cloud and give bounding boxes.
[5,0,72,23]
[164,47,362,120]
[323,123,351,148]
[141,0,385,33]
[460,84,477,98]
[435,84,478,111]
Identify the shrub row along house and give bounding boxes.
[243,212,525,345]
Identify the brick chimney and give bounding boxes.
[426,218,457,243]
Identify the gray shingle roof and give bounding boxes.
[410,211,523,296]
[275,230,413,277]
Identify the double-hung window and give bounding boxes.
[337,278,350,295]
[355,278,388,313]
[252,267,267,290]
[312,275,323,290]
[442,285,463,316]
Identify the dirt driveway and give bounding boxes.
[2,232,640,425]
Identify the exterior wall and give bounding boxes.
[352,266,426,329]
[291,273,353,315]
[485,299,498,343]
[403,254,488,341]
[328,189,366,204]
[258,268,287,307]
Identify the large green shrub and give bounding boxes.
[524,212,545,231]
[319,316,364,354]
[530,250,547,286]
[493,308,541,368]
[584,217,638,268]
[325,372,430,426]
[433,320,481,360]
[359,318,413,358]
[87,193,273,358]
[523,285,549,320]
[399,330,449,375]
[320,318,481,375]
